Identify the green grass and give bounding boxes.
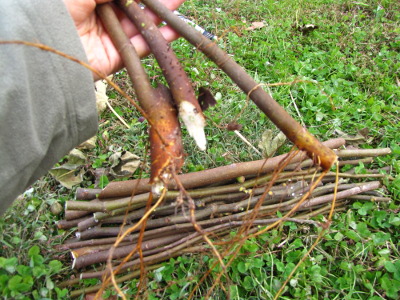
[1,0,399,299]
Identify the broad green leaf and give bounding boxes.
[310,265,323,283]
[385,261,400,281]
[8,275,31,293]
[389,217,400,226]
[252,258,264,268]
[237,261,247,274]
[48,260,62,274]
[229,285,240,299]
[356,222,371,238]
[243,275,254,290]
[46,277,54,290]
[98,175,109,189]
[334,232,344,241]
[28,245,40,257]
[34,231,47,242]
[2,257,18,274]
[32,265,46,277]
[372,232,390,245]
[55,287,68,298]
[344,230,361,242]
[16,265,31,277]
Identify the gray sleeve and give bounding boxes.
[0,0,98,214]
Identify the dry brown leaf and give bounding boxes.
[77,136,97,150]
[258,130,286,157]
[246,21,265,30]
[198,87,217,111]
[49,149,86,189]
[109,151,140,178]
[94,75,113,114]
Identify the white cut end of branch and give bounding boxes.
[71,254,76,270]
[179,101,207,151]
[152,181,165,196]
[75,232,81,240]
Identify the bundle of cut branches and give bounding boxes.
[56,139,392,297]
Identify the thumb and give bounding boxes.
[95,0,114,4]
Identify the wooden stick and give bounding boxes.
[98,138,345,199]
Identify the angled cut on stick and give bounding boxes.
[141,0,337,171]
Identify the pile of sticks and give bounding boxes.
[56,138,392,296]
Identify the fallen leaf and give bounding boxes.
[109,151,141,178]
[226,121,243,131]
[198,87,217,111]
[334,129,369,146]
[49,149,87,188]
[246,21,266,30]
[50,202,63,216]
[68,149,86,165]
[358,127,370,138]
[49,166,85,189]
[94,75,113,114]
[258,130,286,157]
[77,136,97,150]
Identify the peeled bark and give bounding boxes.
[149,84,184,188]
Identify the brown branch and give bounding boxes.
[336,148,391,158]
[98,138,345,199]
[72,233,187,269]
[57,216,88,230]
[75,188,102,200]
[70,241,132,258]
[289,181,381,210]
[65,193,150,212]
[347,195,392,202]
[77,181,307,229]
[58,235,137,251]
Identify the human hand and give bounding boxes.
[63,0,186,80]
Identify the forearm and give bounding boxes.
[0,0,98,214]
